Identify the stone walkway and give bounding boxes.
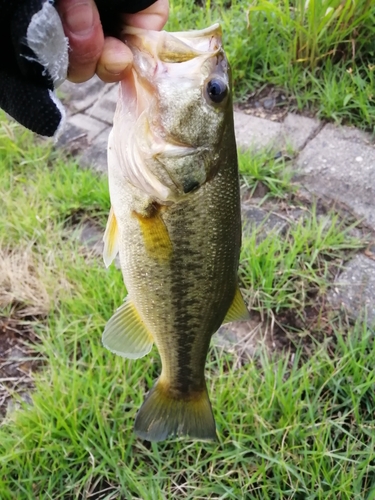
[59,76,375,330]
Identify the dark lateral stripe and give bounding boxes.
[169,203,207,394]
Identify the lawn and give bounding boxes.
[1,1,375,496]
[167,0,375,131]
[1,106,375,499]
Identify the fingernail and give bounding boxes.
[65,2,94,36]
[104,62,130,75]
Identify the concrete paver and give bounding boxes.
[59,78,110,113]
[241,204,288,240]
[80,128,111,173]
[329,254,375,326]
[87,90,118,125]
[64,113,107,142]
[296,123,375,232]
[282,113,322,151]
[234,112,282,151]
[234,111,320,152]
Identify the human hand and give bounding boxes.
[56,0,169,84]
[0,0,168,136]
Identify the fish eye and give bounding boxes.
[206,78,228,104]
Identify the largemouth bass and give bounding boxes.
[102,23,249,442]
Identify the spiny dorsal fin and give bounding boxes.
[102,297,154,359]
[223,286,250,324]
[103,207,119,268]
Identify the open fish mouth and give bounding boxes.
[122,23,223,62]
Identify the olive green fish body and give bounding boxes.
[125,124,239,391]
[103,24,249,441]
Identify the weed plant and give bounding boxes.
[239,149,295,198]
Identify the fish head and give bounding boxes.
[112,24,233,202]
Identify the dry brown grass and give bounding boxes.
[0,246,72,418]
[0,246,51,318]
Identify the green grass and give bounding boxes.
[1,117,375,498]
[0,118,110,246]
[240,208,363,313]
[239,149,295,198]
[167,0,375,130]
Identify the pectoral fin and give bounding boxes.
[103,207,119,268]
[223,286,250,324]
[103,297,154,359]
[133,206,173,262]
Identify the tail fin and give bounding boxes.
[134,381,217,442]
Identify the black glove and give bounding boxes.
[0,0,156,137]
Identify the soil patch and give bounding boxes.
[238,85,292,122]
[0,248,51,417]
[0,315,41,417]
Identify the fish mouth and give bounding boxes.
[122,24,223,63]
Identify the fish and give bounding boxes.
[102,23,249,442]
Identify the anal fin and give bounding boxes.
[223,286,250,324]
[103,297,153,359]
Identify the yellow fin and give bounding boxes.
[223,286,250,324]
[133,205,172,262]
[102,297,153,359]
[134,381,217,442]
[103,207,119,268]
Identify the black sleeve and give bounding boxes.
[95,1,158,34]
[0,0,157,137]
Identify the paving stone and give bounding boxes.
[329,254,375,326]
[296,123,375,231]
[234,111,320,152]
[75,221,104,256]
[234,112,282,151]
[79,128,111,173]
[55,122,89,151]
[74,221,120,267]
[213,319,264,362]
[59,77,110,113]
[102,83,120,105]
[87,89,118,125]
[64,114,107,143]
[241,204,288,240]
[281,113,321,151]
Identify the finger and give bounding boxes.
[96,37,133,83]
[123,0,169,30]
[56,0,104,83]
